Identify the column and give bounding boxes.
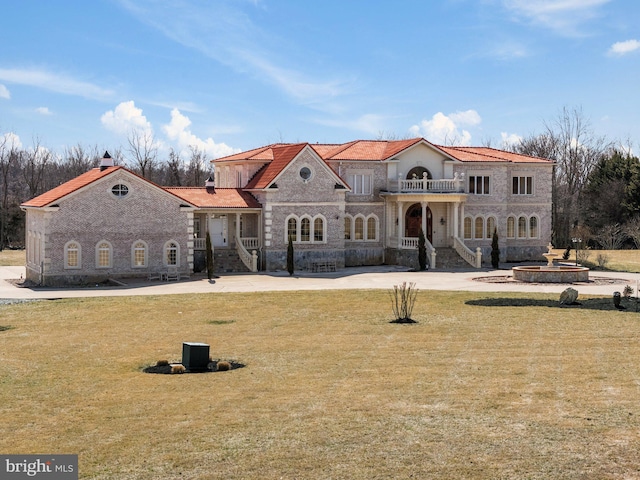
[421,201,428,236]
[454,202,460,238]
[397,202,403,248]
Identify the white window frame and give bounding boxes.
[285,214,327,244]
[512,175,534,195]
[64,241,82,269]
[507,216,516,239]
[469,175,491,195]
[95,240,113,269]
[164,240,180,267]
[347,172,373,195]
[132,240,148,268]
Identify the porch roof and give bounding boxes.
[164,187,261,209]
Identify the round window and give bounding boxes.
[300,167,312,181]
[111,184,129,197]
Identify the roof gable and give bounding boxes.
[437,146,553,164]
[21,166,198,209]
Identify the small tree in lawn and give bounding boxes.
[287,235,294,276]
[205,231,215,280]
[491,227,500,269]
[418,227,427,271]
[390,282,418,323]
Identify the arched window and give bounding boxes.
[507,217,515,238]
[518,216,527,238]
[96,241,112,268]
[367,216,377,241]
[529,216,538,238]
[314,217,324,242]
[287,217,297,242]
[474,217,484,239]
[301,217,311,242]
[464,217,472,239]
[65,241,81,269]
[132,241,147,268]
[486,217,496,239]
[165,241,179,266]
[344,216,352,240]
[354,216,364,240]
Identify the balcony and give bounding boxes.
[396,175,464,193]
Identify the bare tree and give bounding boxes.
[126,129,158,180]
[594,223,627,250]
[512,107,614,246]
[625,216,640,249]
[0,135,20,249]
[22,138,51,198]
[166,148,184,186]
[186,146,208,186]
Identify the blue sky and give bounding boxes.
[1,0,639,159]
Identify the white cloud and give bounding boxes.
[500,132,522,147]
[1,132,22,149]
[0,84,9,99]
[162,108,239,159]
[502,0,611,35]
[409,110,482,146]
[608,39,640,56]
[36,107,52,116]
[101,101,153,136]
[0,68,114,100]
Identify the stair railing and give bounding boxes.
[453,237,482,268]
[235,232,258,272]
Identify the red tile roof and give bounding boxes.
[437,146,552,163]
[244,143,309,189]
[21,166,126,207]
[215,138,553,165]
[164,187,261,208]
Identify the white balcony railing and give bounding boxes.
[396,173,464,193]
[454,236,482,268]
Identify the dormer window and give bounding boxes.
[111,184,129,197]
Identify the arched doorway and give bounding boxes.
[405,203,432,243]
[406,166,432,180]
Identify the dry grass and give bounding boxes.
[2,290,640,479]
[0,249,25,266]
[553,248,640,273]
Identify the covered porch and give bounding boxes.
[382,192,481,269]
[192,210,262,272]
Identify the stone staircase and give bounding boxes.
[433,247,475,270]
[213,248,252,273]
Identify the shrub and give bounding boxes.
[171,364,186,374]
[596,253,610,269]
[491,228,500,269]
[156,359,169,367]
[287,235,294,276]
[623,285,634,300]
[206,231,215,280]
[562,245,572,260]
[418,228,427,271]
[217,361,231,371]
[390,282,418,323]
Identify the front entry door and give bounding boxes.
[405,204,432,243]
[210,216,227,247]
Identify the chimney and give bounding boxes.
[205,174,215,193]
[100,151,114,171]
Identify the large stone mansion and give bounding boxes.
[21,138,553,285]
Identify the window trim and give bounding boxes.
[512,175,534,195]
[468,175,491,195]
[64,241,81,270]
[95,240,113,269]
[110,183,130,198]
[345,213,379,242]
[285,214,327,244]
[164,240,180,267]
[131,240,148,268]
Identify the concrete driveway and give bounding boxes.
[1,265,637,300]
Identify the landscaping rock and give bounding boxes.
[560,287,579,305]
